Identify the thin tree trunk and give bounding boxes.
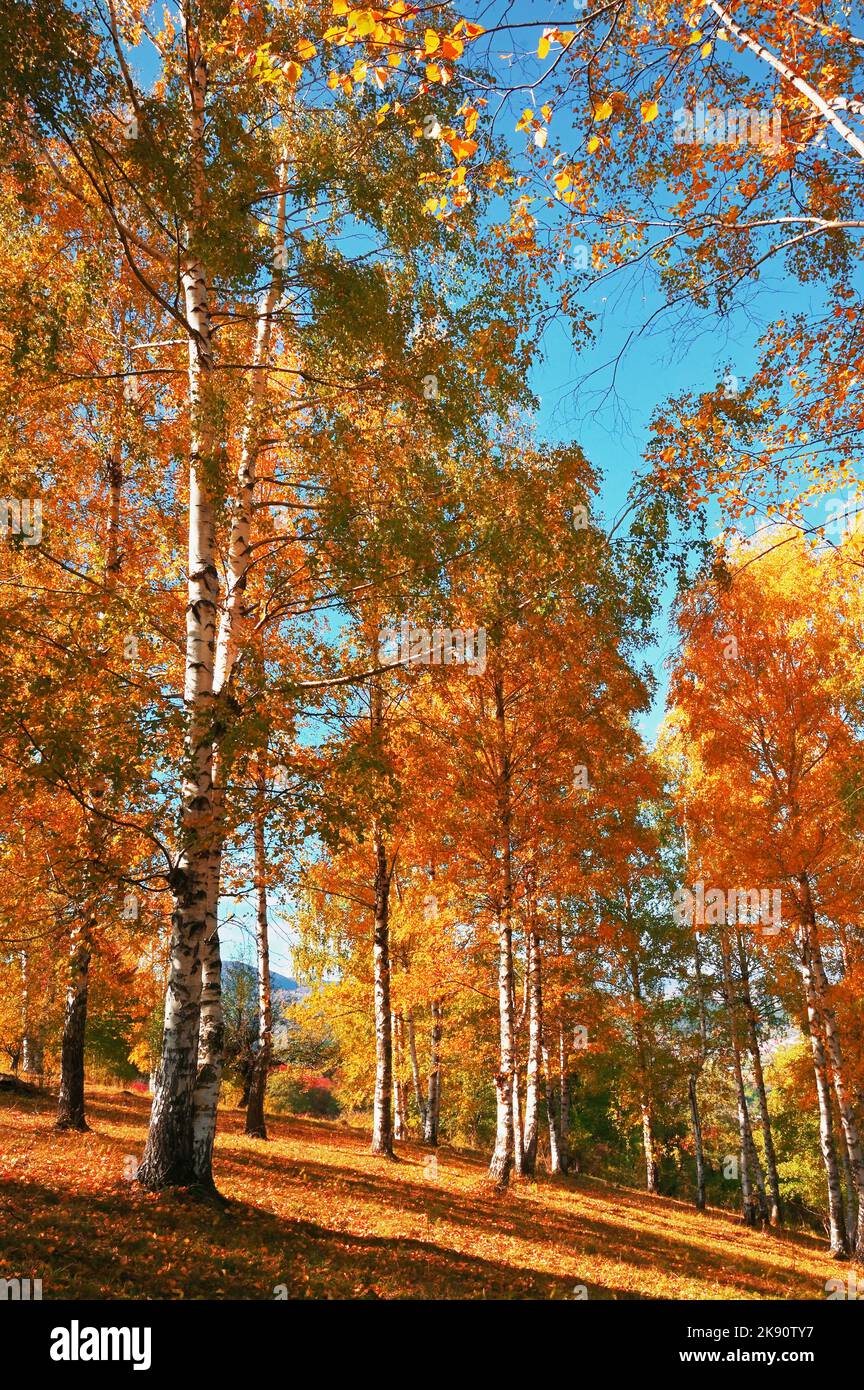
[806,913,864,1257]
[424,999,442,1145]
[839,1114,858,1251]
[628,950,658,1194]
[688,1073,706,1211]
[21,949,43,1079]
[408,1011,427,1132]
[371,815,394,1156]
[689,932,708,1211]
[55,935,91,1131]
[719,934,760,1225]
[522,918,543,1176]
[800,937,847,1256]
[736,930,782,1225]
[542,1044,562,1173]
[245,793,272,1139]
[512,1060,526,1176]
[558,1020,570,1172]
[392,1013,407,1141]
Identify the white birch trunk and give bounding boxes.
[245,791,272,1139]
[488,678,515,1186]
[137,23,219,1181]
[371,811,393,1156]
[522,921,542,1175]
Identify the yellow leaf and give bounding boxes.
[333,0,348,11]
[587,134,600,153]
[446,135,477,161]
[424,29,440,54]
[426,62,441,81]
[594,100,613,122]
[538,35,550,60]
[387,52,402,66]
[640,100,659,123]
[688,29,703,43]
[553,170,571,192]
[297,38,317,60]
[541,103,552,122]
[701,41,713,58]
[352,11,375,37]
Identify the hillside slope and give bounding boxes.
[0,1087,843,1300]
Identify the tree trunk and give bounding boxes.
[137,240,218,1187]
[488,678,515,1186]
[543,1044,563,1174]
[392,1013,408,1141]
[690,930,708,1212]
[688,1072,706,1211]
[189,159,288,1170]
[21,950,43,1079]
[55,456,123,1132]
[371,821,394,1156]
[424,999,442,1145]
[55,935,91,1131]
[512,1061,526,1176]
[719,934,760,1225]
[245,798,272,1139]
[807,918,864,1257]
[408,1011,427,1132]
[641,1104,659,1194]
[800,938,847,1255]
[489,903,515,1186]
[736,930,782,1224]
[628,950,658,1194]
[191,837,224,1184]
[557,1020,570,1172]
[839,1118,858,1252]
[522,920,543,1176]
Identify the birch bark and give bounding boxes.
[137,17,219,1189]
[488,677,516,1186]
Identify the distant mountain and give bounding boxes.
[223,959,304,999]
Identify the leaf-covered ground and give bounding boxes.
[0,1087,846,1300]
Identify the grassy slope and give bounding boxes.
[0,1086,845,1300]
